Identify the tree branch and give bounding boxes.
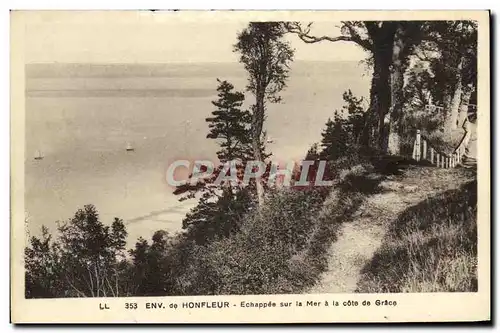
[115,268,120,297]
[343,21,373,51]
[285,22,360,45]
[86,264,95,297]
[65,277,87,298]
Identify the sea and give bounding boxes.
[25,61,371,245]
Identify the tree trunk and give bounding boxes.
[445,57,464,134]
[442,94,452,125]
[385,25,406,155]
[458,83,474,128]
[361,48,391,149]
[252,94,265,206]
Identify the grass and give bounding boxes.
[167,162,477,296]
[356,180,477,293]
[172,163,386,295]
[284,164,387,293]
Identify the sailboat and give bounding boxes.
[126,142,134,152]
[34,149,43,160]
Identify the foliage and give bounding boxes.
[128,230,177,296]
[356,180,477,292]
[404,21,478,134]
[174,79,260,244]
[25,205,130,298]
[180,188,255,245]
[234,22,295,104]
[176,187,327,295]
[234,22,294,204]
[175,163,380,295]
[423,21,478,107]
[293,90,378,195]
[286,21,423,153]
[25,227,64,298]
[316,90,368,161]
[26,21,479,300]
[206,79,253,163]
[174,79,252,199]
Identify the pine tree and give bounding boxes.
[206,79,253,163]
[320,113,349,160]
[128,230,174,296]
[174,79,257,244]
[342,90,365,144]
[319,90,366,161]
[174,80,251,199]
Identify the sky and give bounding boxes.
[22,11,369,64]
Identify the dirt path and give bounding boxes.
[308,166,475,294]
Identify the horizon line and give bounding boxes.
[25,59,365,65]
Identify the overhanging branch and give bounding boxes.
[285,22,372,51]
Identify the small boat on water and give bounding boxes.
[126,142,135,152]
[34,150,44,160]
[266,136,275,144]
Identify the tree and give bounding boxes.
[180,188,254,245]
[25,205,130,298]
[403,62,434,110]
[175,79,257,199]
[129,237,150,295]
[25,226,64,298]
[418,21,477,134]
[128,230,175,296]
[319,90,366,160]
[234,22,294,205]
[320,114,348,161]
[286,21,423,154]
[206,79,253,163]
[342,89,366,145]
[57,206,129,297]
[385,22,423,155]
[174,79,257,243]
[399,62,442,141]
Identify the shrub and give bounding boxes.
[356,180,477,293]
[174,162,379,295]
[176,187,325,295]
[25,205,130,298]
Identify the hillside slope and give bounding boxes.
[308,165,477,294]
